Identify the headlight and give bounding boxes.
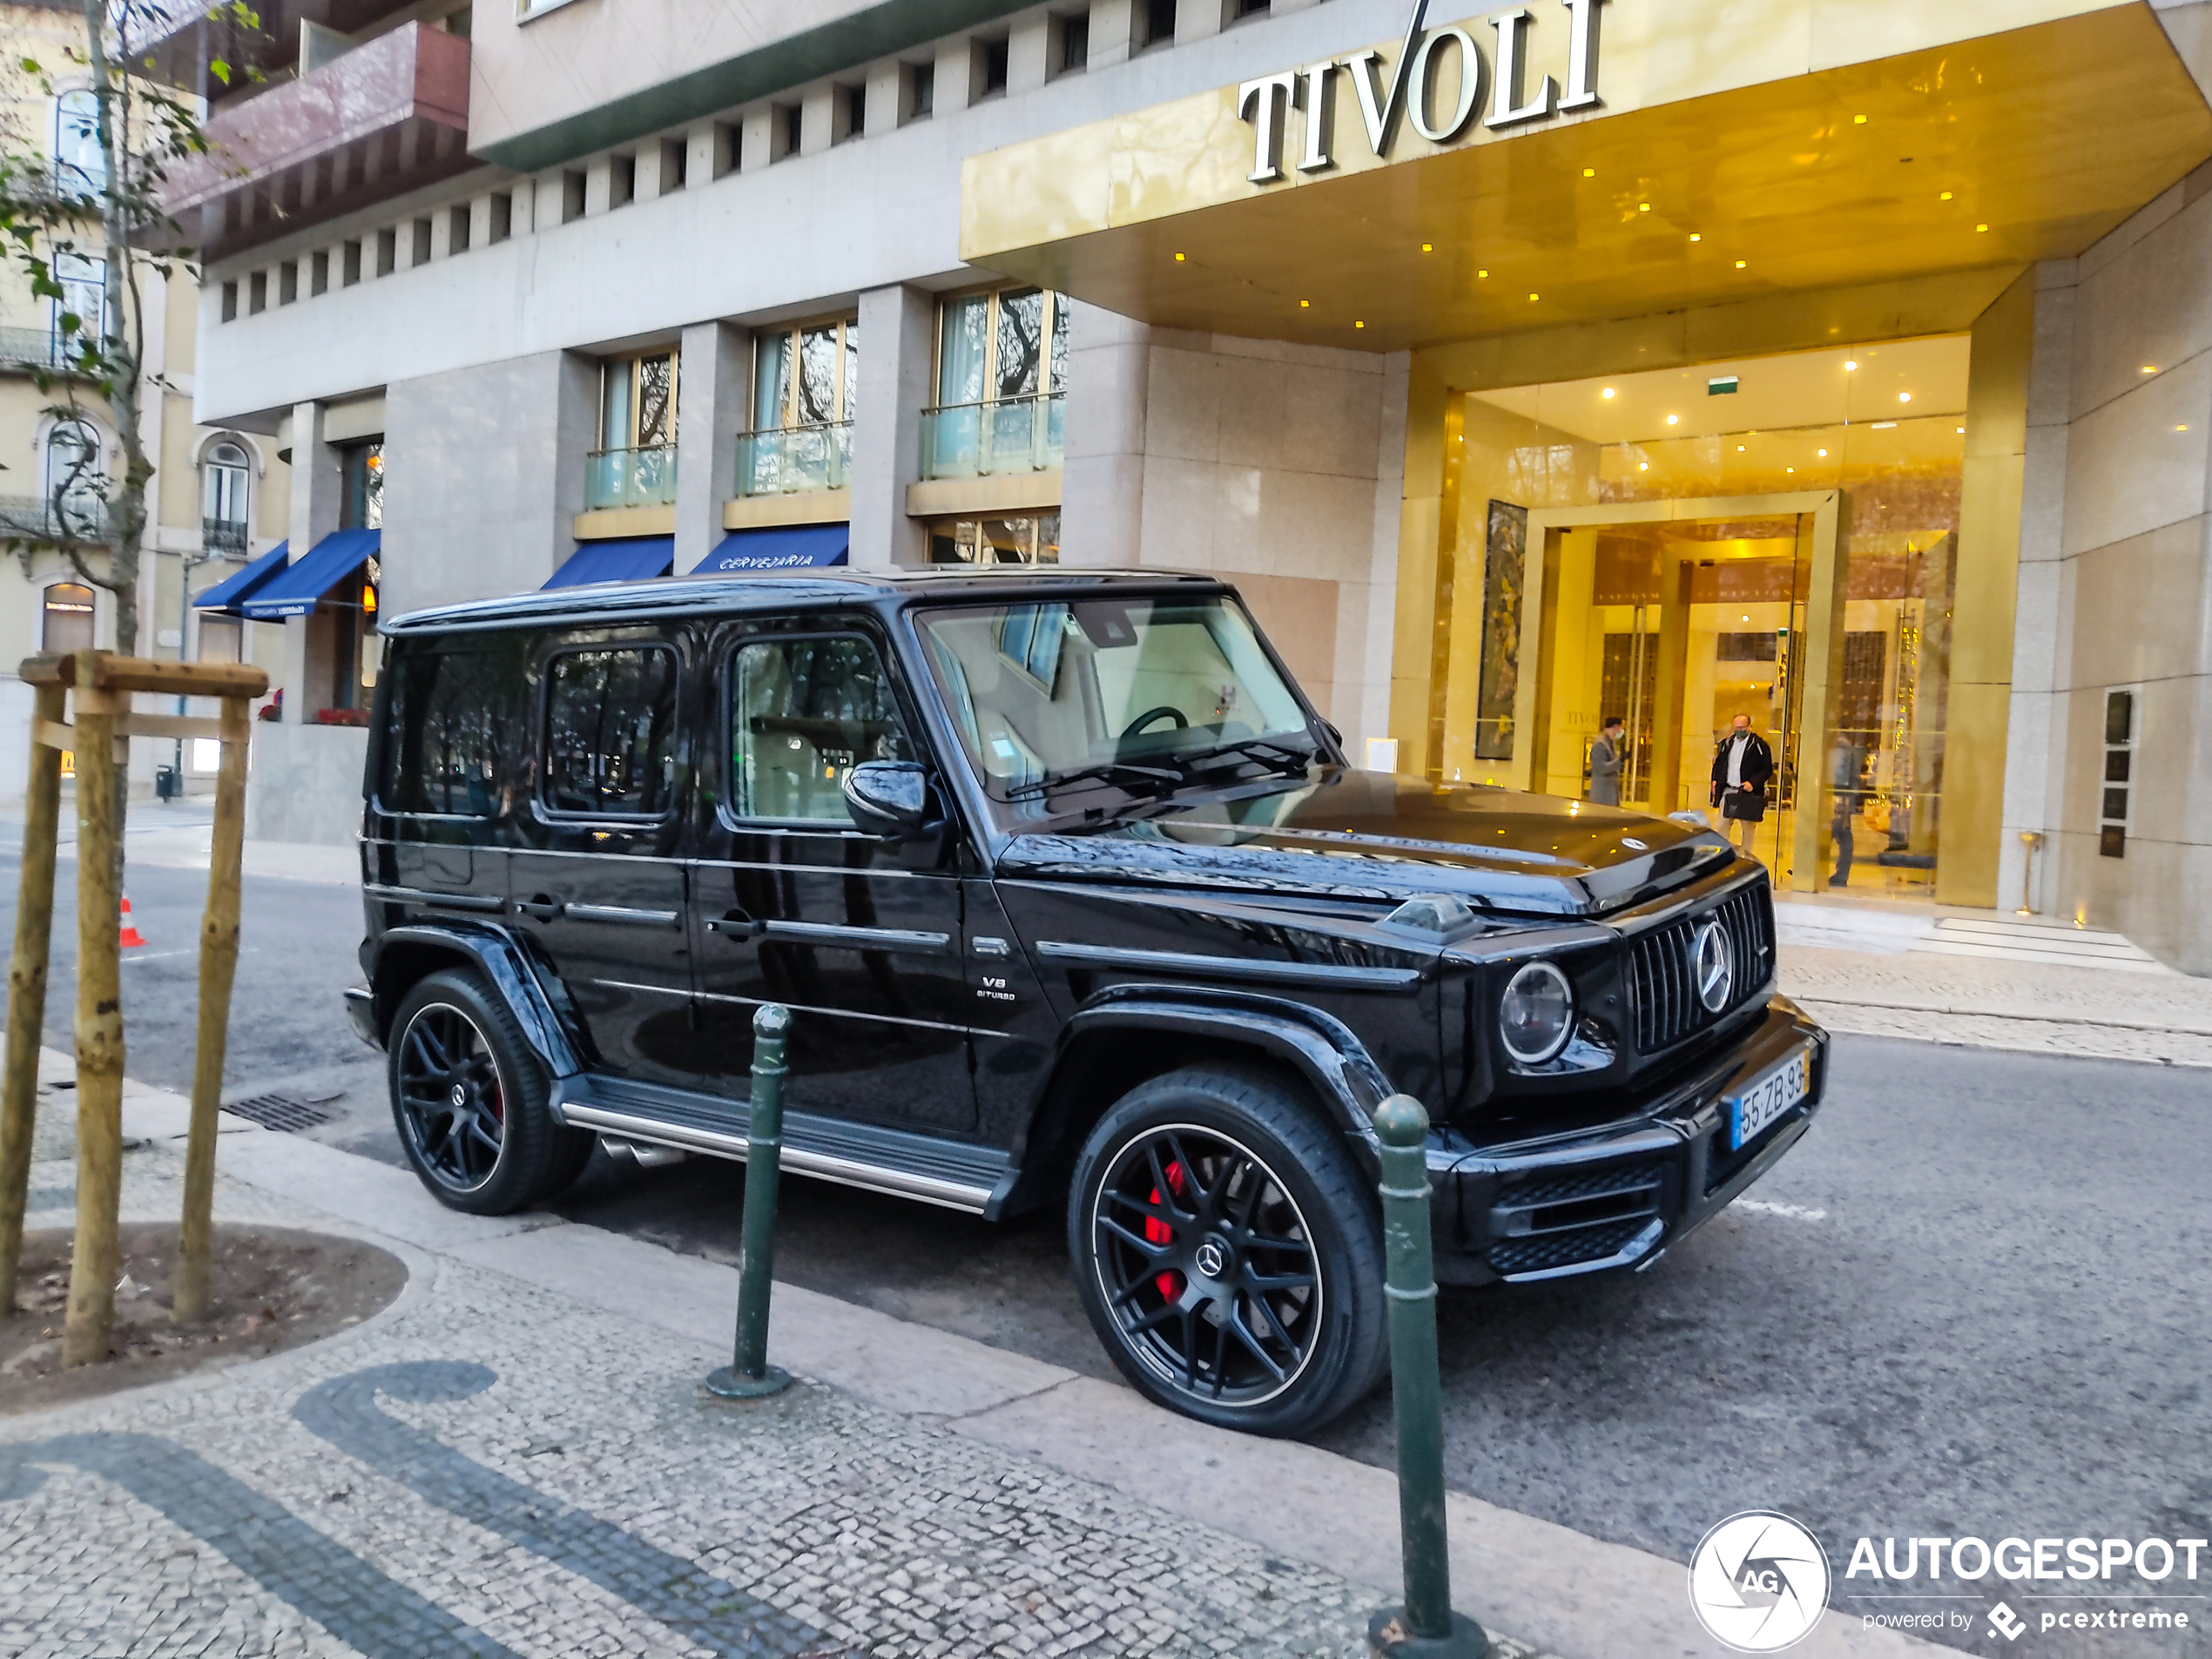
[1499,961,1575,1065]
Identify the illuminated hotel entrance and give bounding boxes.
[1447,339,1967,894]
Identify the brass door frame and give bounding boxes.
[1510,490,1850,893]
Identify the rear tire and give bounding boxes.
[1068,1065,1387,1436]
[388,969,583,1214]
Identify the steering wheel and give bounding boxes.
[1119,705,1189,740]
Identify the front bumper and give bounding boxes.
[1429,995,1828,1287]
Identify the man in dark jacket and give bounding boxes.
[1588,716,1625,806]
[1710,713,1776,858]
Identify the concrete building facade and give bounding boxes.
[164,0,2212,970]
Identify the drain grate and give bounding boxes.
[221,1093,334,1133]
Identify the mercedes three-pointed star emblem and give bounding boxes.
[1691,919,1735,1013]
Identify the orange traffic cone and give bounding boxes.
[118,895,147,949]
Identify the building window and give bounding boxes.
[202,440,251,555]
[52,252,104,358]
[197,614,242,667]
[781,103,803,158]
[927,515,1061,566]
[908,60,934,118]
[449,203,472,252]
[489,192,513,241]
[611,153,636,207]
[340,440,383,529]
[1058,11,1090,73]
[53,88,104,192]
[2100,689,2134,858]
[925,288,1069,478]
[1231,0,1270,18]
[44,421,103,536]
[1143,0,1176,47]
[742,319,858,495]
[311,250,330,295]
[979,36,1010,97]
[343,240,362,285]
[589,353,678,509]
[842,84,867,140]
[375,228,397,275]
[221,280,238,321]
[279,261,298,304]
[42,583,96,654]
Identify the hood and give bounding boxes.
[994,770,1736,918]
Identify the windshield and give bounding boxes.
[915,594,1318,819]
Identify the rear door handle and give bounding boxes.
[513,896,564,922]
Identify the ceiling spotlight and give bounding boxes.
[1844,359,1858,371]
[1737,444,1745,452]
[1957,426,1966,434]
[1977,223,1990,233]
[1583,167,1595,178]
[1734,260,1747,269]
[2142,365,2157,374]
[1638,203,1650,212]
[1528,292,1540,302]
[1742,614,1750,622]
[1174,252,1186,261]
[1689,233,1702,242]
[1478,268,1489,279]
[1817,448,1828,456]
[1853,113,1867,125]
[1666,414,1679,425]
[1354,320,1366,328]
[1898,392,1912,403]
[1939,191,1952,201]
[1421,242,1433,253]
[1785,466,1795,473]
[1602,388,1616,399]
[1638,461,1649,470]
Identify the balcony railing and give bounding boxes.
[0,327,69,371]
[738,422,853,496]
[585,445,678,512]
[203,517,250,556]
[920,392,1064,481]
[0,494,115,541]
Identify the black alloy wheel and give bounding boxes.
[395,1001,508,1192]
[386,968,585,1215]
[1070,1067,1387,1435]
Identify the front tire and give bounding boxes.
[1069,1066,1388,1436]
[388,969,583,1214]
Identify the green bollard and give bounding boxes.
[1367,1093,1489,1659]
[705,1003,794,1400]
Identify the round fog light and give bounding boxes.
[1500,961,1575,1065]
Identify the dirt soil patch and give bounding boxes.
[1,1223,406,1415]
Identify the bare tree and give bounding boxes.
[1,2,254,645]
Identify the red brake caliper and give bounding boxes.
[1147,1160,1188,1301]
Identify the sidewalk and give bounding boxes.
[1776,899,2212,1068]
[1,1064,1943,1659]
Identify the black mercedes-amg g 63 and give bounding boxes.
[348,568,1826,1434]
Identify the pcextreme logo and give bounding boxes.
[1688,1511,1831,1652]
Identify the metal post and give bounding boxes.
[705,1003,793,1400]
[1367,1094,1488,1659]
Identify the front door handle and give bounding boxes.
[707,908,764,940]
[513,895,564,922]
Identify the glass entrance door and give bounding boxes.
[1537,514,1812,877]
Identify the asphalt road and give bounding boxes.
[8,852,2207,1653]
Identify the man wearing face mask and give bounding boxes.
[1710,712,1775,859]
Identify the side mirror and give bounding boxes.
[843,759,935,840]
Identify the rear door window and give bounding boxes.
[542,644,680,818]
[729,634,911,821]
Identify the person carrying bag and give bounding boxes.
[1710,713,1775,859]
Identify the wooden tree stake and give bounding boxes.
[63,658,126,1368]
[0,682,67,1312]
[173,696,251,1324]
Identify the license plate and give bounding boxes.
[1727,1045,1811,1150]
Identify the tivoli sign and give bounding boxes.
[1238,0,1605,183]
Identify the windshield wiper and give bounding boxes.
[1002,759,1184,802]
[1171,737,1320,778]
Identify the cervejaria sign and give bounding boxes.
[1237,0,1605,183]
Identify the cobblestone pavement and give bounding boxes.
[1779,943,2212,1066]
[2,1147,1555,1659]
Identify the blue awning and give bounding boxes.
[192,541,289,616]
[239,528,381,620]
[543,536,674,590]
[698,524,848,573]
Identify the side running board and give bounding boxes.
[550,1074,1008,1216]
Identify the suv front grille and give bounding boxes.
[1626,884,1772,1054]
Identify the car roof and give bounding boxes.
[380,566,1232,636]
